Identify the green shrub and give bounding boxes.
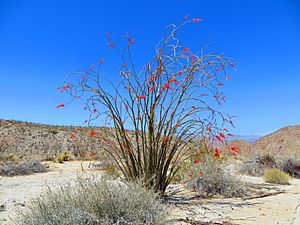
[16,177,168,225]
[263,168,291,185]
[0,159,47,176]
[193,168,249,197]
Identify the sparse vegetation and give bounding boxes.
[0,119,105,161]
[0,159,47,177]
[193,167,249,197]
[263,168,291,185]
[17,177,168,225]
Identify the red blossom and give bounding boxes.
[226,76,231,80]
[149,86,155,92]
[93,109,97,113]
[200,93,208,97]
[231,153,238,157]
[191,55,195,64]
[162,137,169,141]
[99,57,104,65]
[89,64,95,70]
[169,79,179,85]
[57,85,72,92]
[218,83,224,86]
[192,106,196,109]
[182,47,189,52]
[89,152,96,157]
[108,41,114,47]
[223,128,228,132]
[192,17,202,22]
[136,117,142,121]
[178,71,183,75]
[162,83,174,90]
[215,135,224,143]
[229,62,235,67]
[129,39,135,45]
[56,103,65,109]
[137,95,146,99]
[215,148,220,158]
[124,129,129,133]
[230,146,240,152]
[215,68,221,71]
[193,159,201,164]
[219,133,226,139]
[207,127,212,132]
[227,133,234,137]
[89,130,97,138]
[150,75,157,81]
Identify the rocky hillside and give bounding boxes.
[252,125,300,158]
[1,119,300,159]
[225,125,300,159]
[0,120,107,159]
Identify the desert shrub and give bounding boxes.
[59,18,237,194]
[263,168,291,185]
[240,154,277,176]
[276,157,300,178]
[0,159,47,176]
[55,152,70,163]
[16,178,168,225]
[193,168,249,197]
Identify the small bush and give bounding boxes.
[55,152,70,163]
[16,177,168,225]
[240,154,277,176]
[193,168,249,197]
[263,168,291,185]
[0,159,47,176]
[277,157,300,178]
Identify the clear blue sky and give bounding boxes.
[0,0,299,135]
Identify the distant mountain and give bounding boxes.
[227,135,261,143]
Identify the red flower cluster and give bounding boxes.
[89,130,97,138]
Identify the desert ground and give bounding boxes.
[1,161,300,225]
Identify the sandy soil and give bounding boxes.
[0,161,101,225]
[1,161,300,225]
[169,176,300,225]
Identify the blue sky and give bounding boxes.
[0,0,299,135]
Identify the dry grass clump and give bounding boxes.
[193,168,249,197]
[16,177,168,225]
[263,168,291,185]
[0,158,47,176]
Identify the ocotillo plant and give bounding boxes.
[57,17,237,194]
